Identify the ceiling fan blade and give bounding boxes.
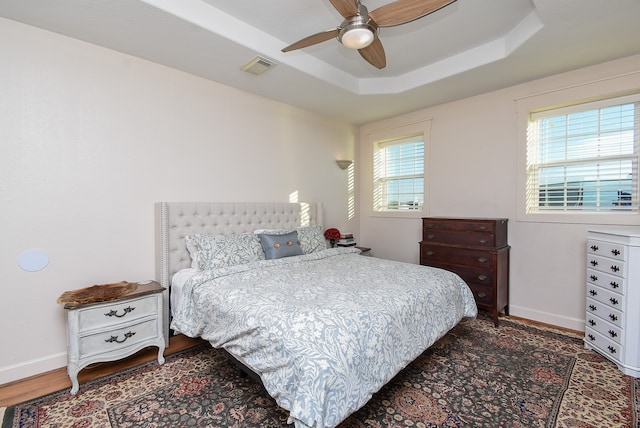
[281,29,340,52]
[328,0,359,19]
[369,0,456,27]
[359,38,386,69]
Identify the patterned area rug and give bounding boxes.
[3,316,638,427]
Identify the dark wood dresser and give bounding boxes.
[420,217,510,326]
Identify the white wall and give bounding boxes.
[0,18,358,385]
[359,54,640,332]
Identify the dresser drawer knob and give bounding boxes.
[590,245,599,252]
[609,313,618,321]
[590,275,598,282]
[609,297,619,305]
[588,319,596,326]
[477,257,487,263]
[589,304,597,311]
[587,333,596,341]
[611,249,620,256]
[607,345,617,354]
[589,289,597,296]
[610,265,620,273]
[105,331,136,344]
[477,275,488,281]
[105,306,135,318]
[590,260,598,266]
[610,281,619,289]
[608,330,618,338]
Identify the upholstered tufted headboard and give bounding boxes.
[154,202,322,343]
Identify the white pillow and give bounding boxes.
[185,233,265,271]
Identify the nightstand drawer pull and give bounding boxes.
[105,331,136,344]
[590,244,599,251]
[607,345,617,354]
[610,297,619,305]
[105,306,135,318]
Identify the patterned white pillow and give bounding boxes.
[185,233,265,271]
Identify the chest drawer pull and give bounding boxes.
[477,257,487,263]
[589,304,597,311]
[607,346,617,354]
[588,319,596,326]
[477,275,488,281]
[587,333,596,341]
[610,297,619,305]
[611,248,621,256]
[589,289,597,296]
[425,251,434,256]
[610,281,619,289]
[590,260,598,266]
[609,313,618,322]
[426,234,435,240]
[105,306,135,318]
[590,274,598,281]
[105,331,136,344]
[610,265,620,273]
[608,330,618,338]
[478,239,488,244]
[477,292,487,298]
[590,244,599,252]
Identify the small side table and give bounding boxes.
[60,281,165,395]
[355,246,371,256]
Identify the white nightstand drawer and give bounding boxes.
[79,318,158,357]
[78,295,158,331]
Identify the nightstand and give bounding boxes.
[61,281,165,395]
[355,246,371,256]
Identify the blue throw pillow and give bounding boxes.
[258,231,304,260]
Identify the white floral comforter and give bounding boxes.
[171,247,477,428]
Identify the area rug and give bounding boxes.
[2,316,638,427]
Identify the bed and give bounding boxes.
[155,202,477,428]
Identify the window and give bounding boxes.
[525,94,640,214]
[373,135,424,211]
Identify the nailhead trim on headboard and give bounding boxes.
[154,202,322,343]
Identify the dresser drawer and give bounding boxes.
[586,268,624,295]
[78,295,159,332]
[587,239,627,261]
[79,318,159,358]
[586,254,625,278]
[585,313,622,344]
[586,284,623,311]
[421,243,496,268]
[422,218,508,248]
[586,297,623,327]
[422,230,497,248]
[585,327,622,363]
[467,283,494,306]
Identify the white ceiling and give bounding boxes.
[1,0,640,124]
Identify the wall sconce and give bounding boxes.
[336,160,353,170]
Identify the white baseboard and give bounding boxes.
[0,352,67,386]
[508,305,585,332]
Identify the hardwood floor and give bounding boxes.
[0,334,205,408]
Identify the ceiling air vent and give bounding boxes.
[240,56,277,75]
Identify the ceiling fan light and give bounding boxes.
[340,27,374,49]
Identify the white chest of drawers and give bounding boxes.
[63,281,165,395]
[585,230,640,377]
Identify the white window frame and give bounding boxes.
[516,74,640,225]
[364,120,431,219]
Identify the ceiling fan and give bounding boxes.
[281,0,457,69]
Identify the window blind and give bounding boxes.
[526,93,640,213]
